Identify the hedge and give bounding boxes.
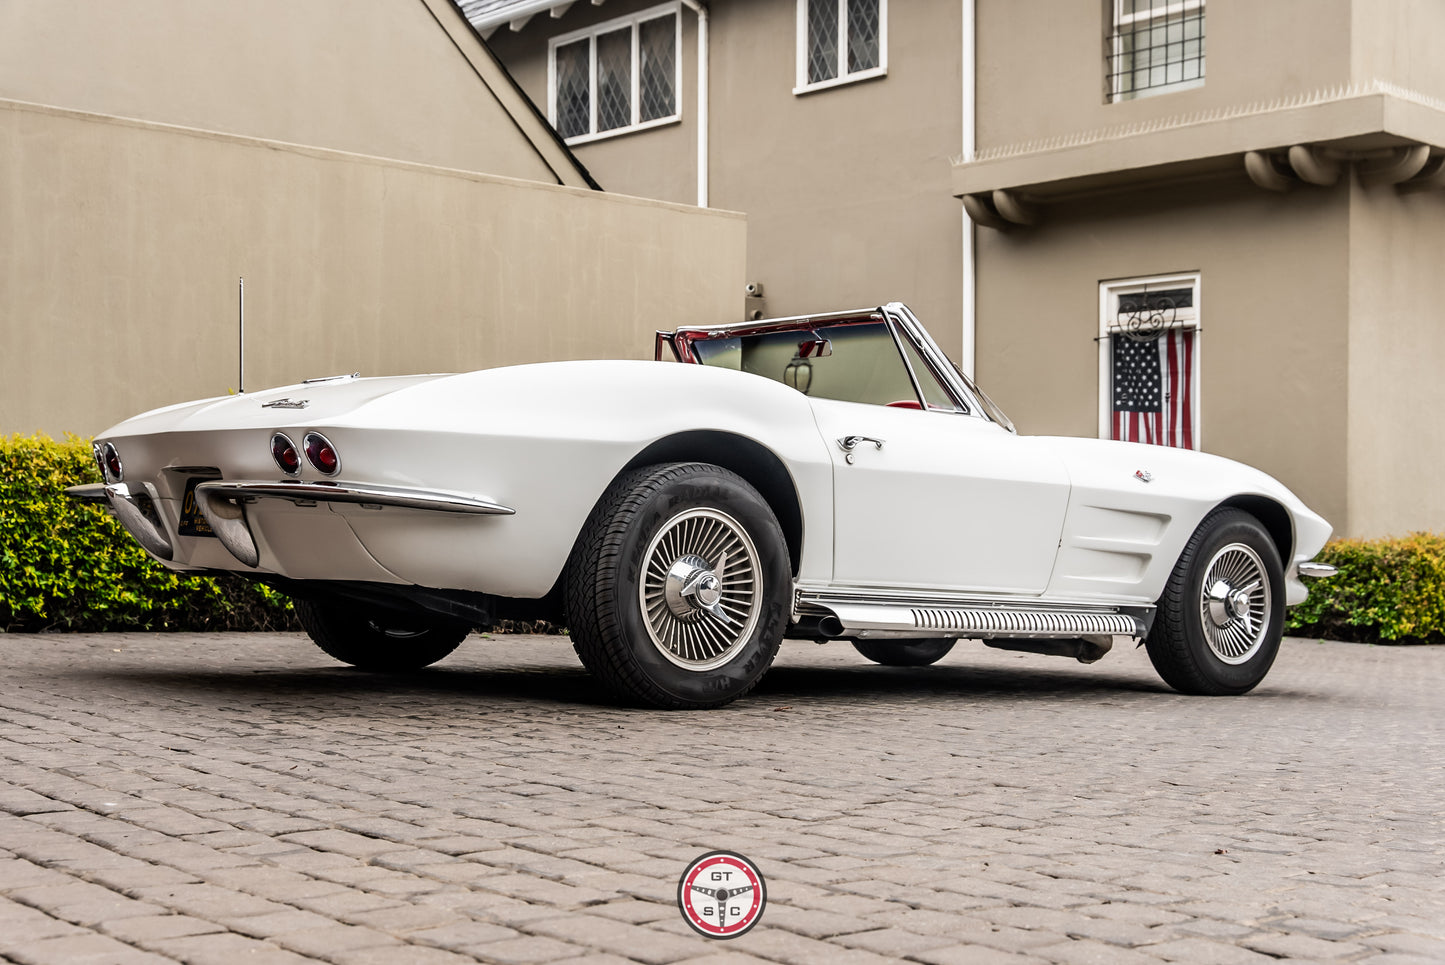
[1284,532,1445,644]
[2,433,1440,642]
[1,434,297,632]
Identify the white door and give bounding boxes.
[809,398,1071,595]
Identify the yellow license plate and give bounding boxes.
[178,478,215,537]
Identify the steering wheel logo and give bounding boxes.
[677,851,767,939]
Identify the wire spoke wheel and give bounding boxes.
[566,462,789,709]
[1198,542,1272,665]
[1145,507,1285,696]
[640,508,761,670]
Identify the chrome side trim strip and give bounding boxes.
[194,480,515,516]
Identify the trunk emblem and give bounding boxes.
[1134,469,1153,483]
[261,398,309,409]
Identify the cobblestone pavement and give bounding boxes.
[0,632,1441,965]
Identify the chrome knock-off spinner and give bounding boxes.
[665,555,735,625]
[640,509,760,671]
[1198,543,1272,665]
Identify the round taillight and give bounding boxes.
[271,433,301,476]
[303,432,340,475]
[102,443,123,482]
[93,443,108,481]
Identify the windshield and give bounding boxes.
[691,322,929,407]
[679,309,1016,430]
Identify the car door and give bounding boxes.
[810,399,1070,594]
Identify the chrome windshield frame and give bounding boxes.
[883,303,1015,431]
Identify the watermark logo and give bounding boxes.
[677,851,766,939]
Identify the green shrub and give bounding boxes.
[1,433,297,632]
[1285,533,1445,644]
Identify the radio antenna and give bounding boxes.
[238,276,246,394]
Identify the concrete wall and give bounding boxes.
[1345,176,1445,536]
[0,100,746,436]
[974,172,1351,534]
[1353,0,1445,100]
[489,0,966,355]
[0,0,577,185]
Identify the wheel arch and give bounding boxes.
[621,431,803,575]
[1214,494,1293,565]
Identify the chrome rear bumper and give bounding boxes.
[194,480,514,516]
[66,478,514,570]
[193,479,514,569]
[64,482,174,561]
[1296,561,1339,579]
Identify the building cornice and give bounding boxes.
[953,81,1445,223]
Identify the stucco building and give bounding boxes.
[473,0,1445,539]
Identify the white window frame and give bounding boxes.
[794,0,888,96]
[1097,272,1202,449]
[547,2,682,146]
[1107,0,1205,103]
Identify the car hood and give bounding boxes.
[1036,435,1300,505]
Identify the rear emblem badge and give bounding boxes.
[261,398,309,409]
[1134,469,1153,483]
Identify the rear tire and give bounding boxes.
[1145,508,1285,695]
[294,598,469,672]
[565,463,790,709]
[852,639,956,666]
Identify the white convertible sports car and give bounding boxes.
[69,303,1336,708]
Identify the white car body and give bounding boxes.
[75,303,1335,705]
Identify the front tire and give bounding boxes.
[294,598,469,672]
[1145,508,1285,695]
[852,639,956,666]
[565,463,790,709]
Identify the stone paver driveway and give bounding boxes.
[1,632,1441,965]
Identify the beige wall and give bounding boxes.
[976,0,1355,152]
[0,100,746,436]
[1345,176,1445,537]
[1353,0,1445,100]
[0,0,576,185]
[974,173,1351,534]
[490,0,966,355]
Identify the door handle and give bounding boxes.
[837,435,884,464]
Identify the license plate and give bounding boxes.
[178,478,216,537]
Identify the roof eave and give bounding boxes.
[468,0,582,32]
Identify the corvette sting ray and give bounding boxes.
[68,303,1336,708]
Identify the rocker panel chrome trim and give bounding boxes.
[795,584,1151,640]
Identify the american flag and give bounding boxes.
[1112,328,1195,448]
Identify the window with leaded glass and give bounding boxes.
[1106,0,1205,102]
[795,0,886,94]
[547,4,681,143]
